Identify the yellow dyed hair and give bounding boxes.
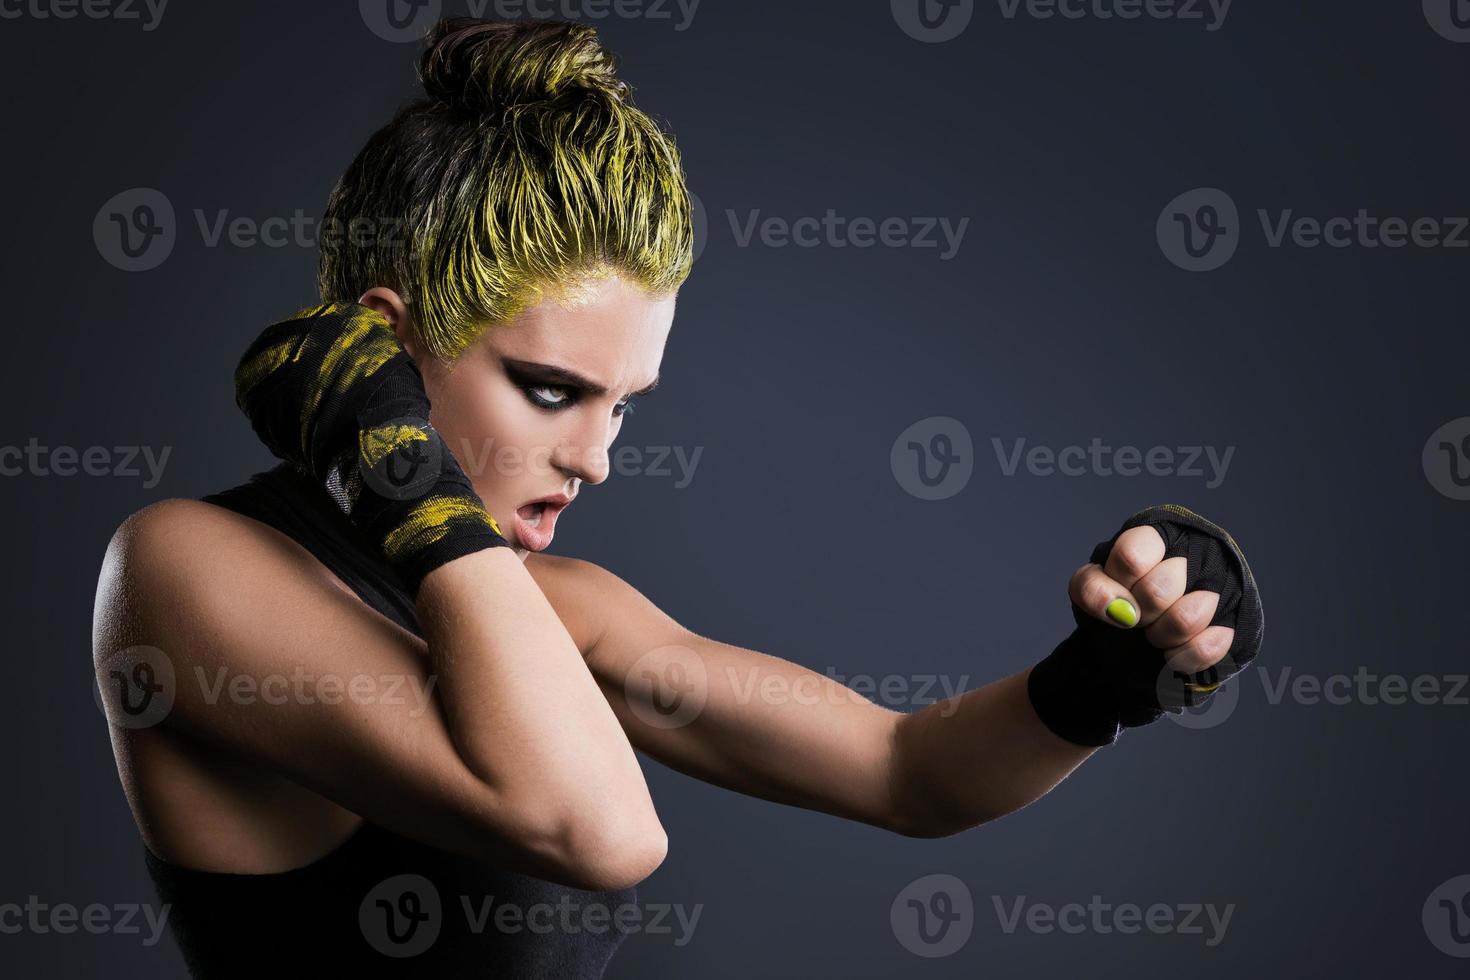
[317,17,695,363]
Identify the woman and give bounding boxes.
[91,16,1262,978]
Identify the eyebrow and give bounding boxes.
[502,358,661,398]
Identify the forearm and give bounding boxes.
[416,548,661,847]
[889,668,1096,837]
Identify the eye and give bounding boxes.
[613,397,636,418]
[523,384,574,410]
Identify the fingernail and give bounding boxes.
[1105,598,1138,628]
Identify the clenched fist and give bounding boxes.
[1027,504,1264,747]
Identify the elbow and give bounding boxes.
[884,787,995,839]
[500,798,667,892]
[557,810,668,891]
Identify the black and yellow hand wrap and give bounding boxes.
[233,302,509,595]
[1027,504,1265,747]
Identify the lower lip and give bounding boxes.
[513,502,565,552]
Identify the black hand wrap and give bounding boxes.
[1026,504,1264,747]
[232,302,510,596]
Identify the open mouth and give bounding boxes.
[512,498,568,551]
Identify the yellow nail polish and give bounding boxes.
[1105,598,1138,628]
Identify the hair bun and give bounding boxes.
[418,17,628,116]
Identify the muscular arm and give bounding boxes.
[529,557,1096,838]
[93,500,665,890]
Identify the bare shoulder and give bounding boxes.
[523,553,687,661]
[95,499,349,658]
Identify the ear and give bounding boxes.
[356,287,423,360]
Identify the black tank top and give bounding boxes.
[143,461,638,979]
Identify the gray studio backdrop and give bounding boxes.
[3,1,1468,977]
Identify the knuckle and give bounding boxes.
[1138,572,1173,610]
[1079,575,1111,612]
[1110,543,1153,582]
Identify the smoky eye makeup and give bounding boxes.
[502,360,639,416]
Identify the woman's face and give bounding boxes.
[366,275,676,559]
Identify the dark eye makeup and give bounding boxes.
[505,364,638,418]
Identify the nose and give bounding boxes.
[550,410,614,486]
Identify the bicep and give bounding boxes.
[544,559,902,830]
[93,500,564,874]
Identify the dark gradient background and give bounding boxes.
[3,1,1468,976]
